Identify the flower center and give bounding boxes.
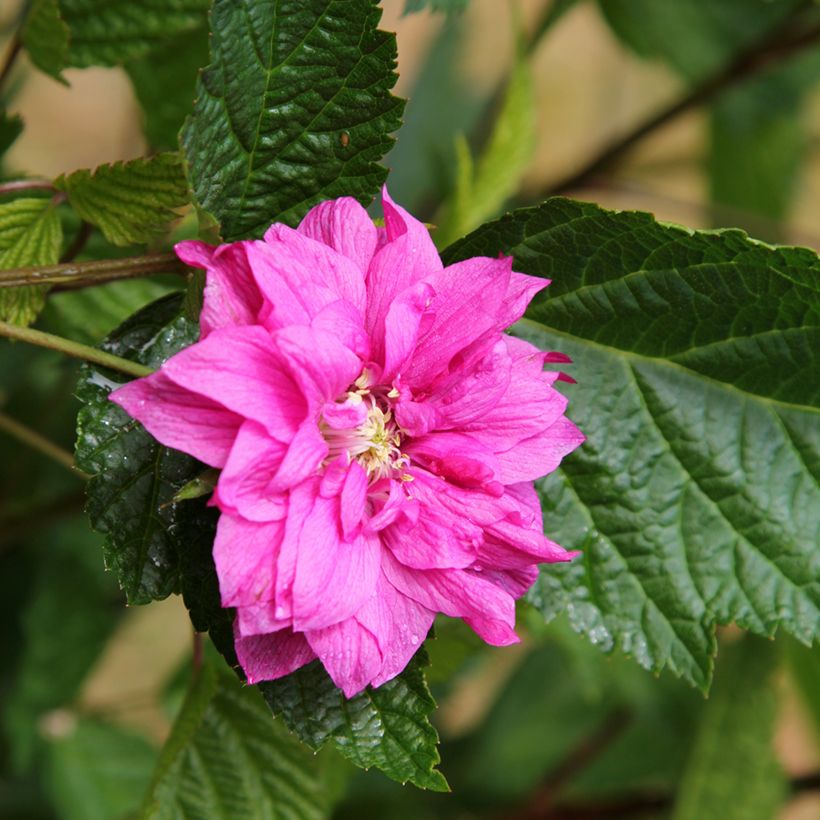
[322,389,408,480]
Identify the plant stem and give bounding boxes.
[0,34,22,93]
[0,321,153,378]
[60,220,92,263]
[0,410,87,477]
[192,630,203,672]
[540,11,820,197]
[0,252,187,290]
[0,178,57,196]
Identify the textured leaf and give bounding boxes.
[182,0,404,240]
[172,497,449,792]
[126,27,209,151]
[54,153,189,246]
[74,294,203,604]
[672,636,784,820]
[597,0,802,81]
[59,0,209,68]
[0,197,63,326]
[44,719,157,820]
[435,34,535,247]
[443,198,820,689]
[21,0,70,83]
[142,662,330,820]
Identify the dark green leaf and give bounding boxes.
[126,26,209,151]
[54,153,190,247]
[597,0,802,81]
[44,719,157,820]
[0,109,23,158]
[59,0,209,68]
[0,197,63,326]
[443,198,820,689]
[182,0,404,240]
[672,636,784,820]
[141,661,331,819]
[21,0,70,83]
[74,294,203,604]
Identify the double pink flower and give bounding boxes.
[112,190,584,696]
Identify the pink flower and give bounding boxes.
[111,190,584,697]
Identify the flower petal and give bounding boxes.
[110,371,242,468]
[495,416,585,483]
[235,627,316,685]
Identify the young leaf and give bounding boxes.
[672,636,785,820]
[59,0,209,68]
[21,0,70,84]
[141,661,331,820]
[443,198,820,689]
[54,153,189,247]
[435,33,535,247]
[0,198,63,326]
[182,0,404,240]
[75,294,202,604]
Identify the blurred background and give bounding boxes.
[0,1,819,818]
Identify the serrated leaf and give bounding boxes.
[435,33,535,247]
[169,498,448,791]
[142,662,331,820]
[54,153,189,247]
[260,652,448,792]
[182,0,404,240]
[21,0,70,83]
[0,197,63,326]
[126,26,209,151]
[672,636,785,820]
[74,294,204,604]
[44,719,157,820]
[59,0,209,68]
[442,198,820,689]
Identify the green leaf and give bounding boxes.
[21,0,70,83]
[597,0,802,81]
[0,109,23,158]
[44,719,157,820]
[442,198,820,689]
[0,197,63,326]
[141,661,331,819]
[435,33,535,247]
[54,153,190,247]
[182,0,404,240]
[3,519,120,771]
[170,497,449,792]
[126,27,209,151]
[403,0,469,14]
[672,636,785,820]
[74,293,203,604]
[59,0,209,68]
[260,651,448,792]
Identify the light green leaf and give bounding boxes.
[442,198,820,689]
[435,35,535,247]
[142,662,331,820]
[75,294,203,604]
[672,636,785,820]
[59,0,209,68]
[54,153,189,246]
[182,0,404,240]
[44,719,157,820]
[21,0,70,83]
[0,197,63,326]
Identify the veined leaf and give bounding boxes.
[182,0,404,240]
[672,636,785,820]
[142,662,330,820]
[54,153,190,247]
[59,0,209,68]
[0,197,63,326]
[21,0,70,83]
[435,34,535,247]
[443,198,820,689]
[75,294,202,604]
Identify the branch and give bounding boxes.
[539,10,820,197]
[0,34,22,93]
[0,178,57,197]
[0,252,187,290]
[0,410,86,476]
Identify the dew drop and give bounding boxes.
[410,634,418,646]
